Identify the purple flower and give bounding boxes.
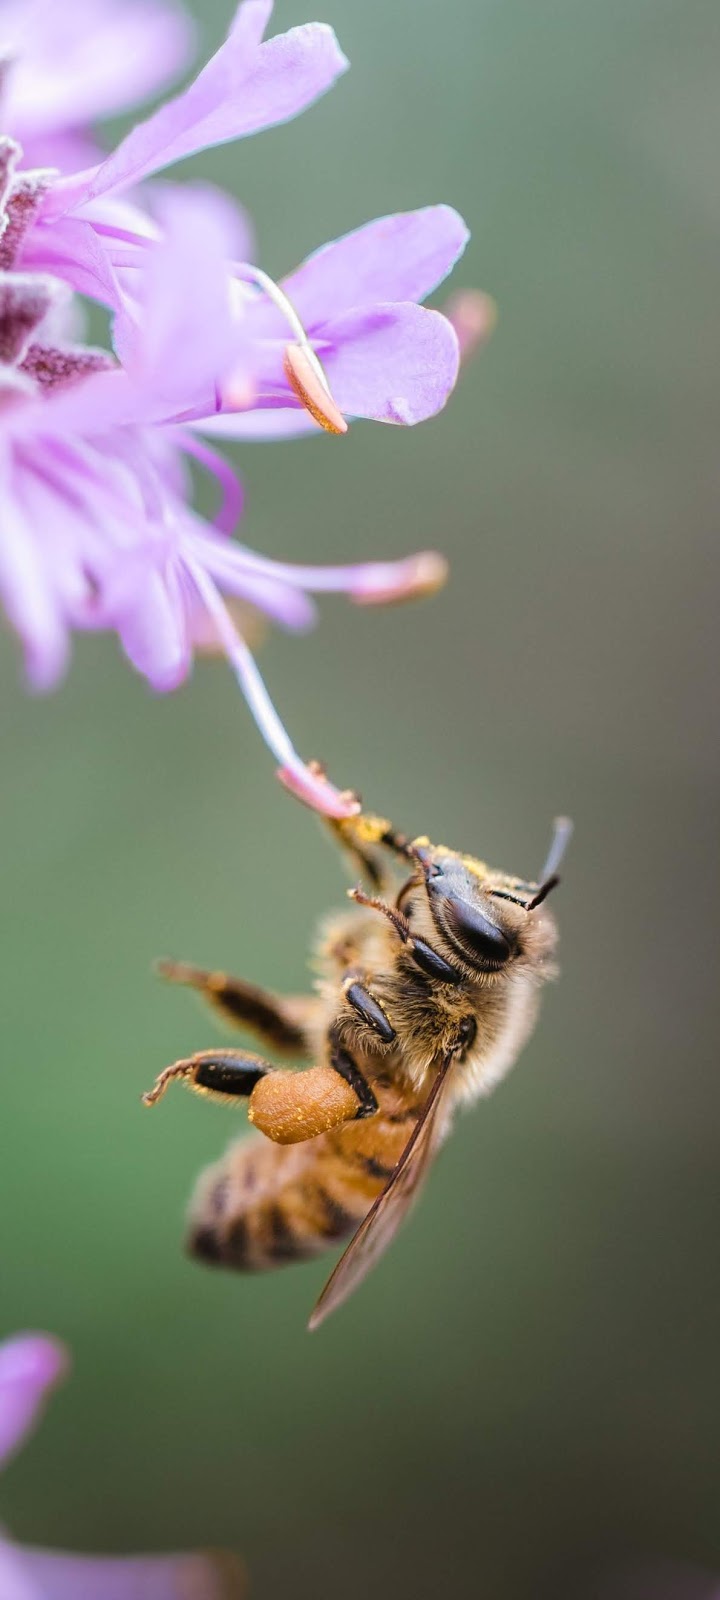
[21,0,466,433]
[0,1332,245,1598]
[0,0,196,173]
[39,0,349,224]
[441,288,497,366]
[2,176,454,814]
[0,0,472,816]
[212,205,469,435]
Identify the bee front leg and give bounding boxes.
[349,888,464,986]
[343,979,396,1043]
[328,810,413,891]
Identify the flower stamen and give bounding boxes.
[232,263,347,435]
[441,289,497,364]
[282,341,347,436]
[349,550,449,606]
[185,555,357,820]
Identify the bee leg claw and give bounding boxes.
[142,1060,192,1107]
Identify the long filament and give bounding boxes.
[185,556,355,819]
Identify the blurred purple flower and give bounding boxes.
[0,0,196,173]
[0,1331,245,1599]
[441,288,497,366]
[590,1560,720,1600]
[20,0,466,431]
[1,172,454,814]
[0,0,472,815]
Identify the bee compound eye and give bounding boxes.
[429,880,513,968]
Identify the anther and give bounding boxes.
[232,263,347,435]
[350,551,448,607]
[283,342,347,436]
[442,289,497,364]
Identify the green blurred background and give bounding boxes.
[2,1,719,1596]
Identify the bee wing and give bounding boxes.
[308,1053,455,1330]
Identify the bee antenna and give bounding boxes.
[540,816,573,882]
[526,817,573,912]
[526,874,560,911]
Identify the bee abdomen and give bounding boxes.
[186,1133,368,1273]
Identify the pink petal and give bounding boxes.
[177,434,244,534]
[0,1333,68,1467]
[7,1545,246,1599]
[151,180,256,264]
[187,529,317,631]
[111,187,244,414]
[442,288,497,362]
[0,1538,36,1600]
[1,0,197,139]
[7,366,160,435]
[321,303,461,424]
[201,543,448,606]
[210,569,315,632]
[12,128,103,178]
[208,305,461,432]
[22,216,122,308]
[113,562,191,691]
[281,206,470,329]
[0,472,69,690]
[46,2,348,217]
[200,408,317,441]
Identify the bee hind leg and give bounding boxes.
[143,1041,372,1147]
[249,1026,379,1145]
[142,1048,271,1108]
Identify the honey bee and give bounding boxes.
[142,807,570,1329]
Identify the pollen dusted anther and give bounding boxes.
[350,550,449,607]
[283,341,348,436]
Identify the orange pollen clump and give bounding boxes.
[249,1066,359,1144]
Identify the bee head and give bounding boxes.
[401,819,571,978]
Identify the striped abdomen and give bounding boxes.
[186,1091,420,1272]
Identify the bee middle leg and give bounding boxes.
[155,960,320,1056]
